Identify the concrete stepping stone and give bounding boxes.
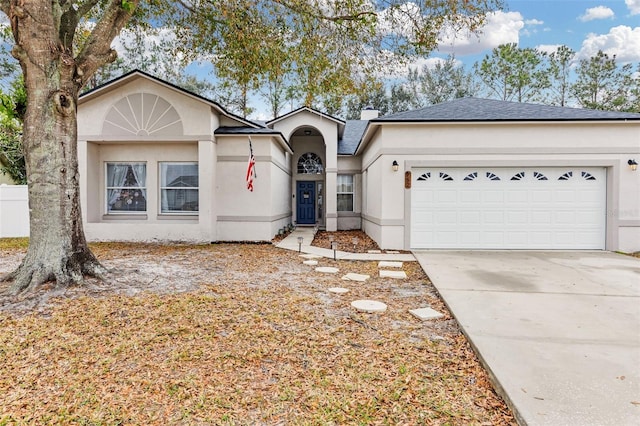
[341,273,370,282]
[380,270,407,279]
[385,250,400,254]
[328,287,349,294]
[409,307,444,321]
[367,250,382,254]
[351,299,387,313]
[316,266,339,274]
[378,261,403,268]
[303,260,318,266]
[300,254,322,259]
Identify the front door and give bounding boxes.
[296,181,316,225]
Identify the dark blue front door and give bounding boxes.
[296,181,315,225]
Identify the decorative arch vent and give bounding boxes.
[558,171,573,181]
[439,172,454,181]
[581,171,597,181]
[511,172,525,181]
[417,172,431,181]
[464,172,478,181]
[534,171,548,181]
[297,152,323,174]
[102,93,183,136]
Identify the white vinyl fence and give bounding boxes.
[0,184,29,238]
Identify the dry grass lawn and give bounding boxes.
[0,239,515,425]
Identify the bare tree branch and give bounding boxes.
[74,0,140,85]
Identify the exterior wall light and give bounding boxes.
[629,159,638,171]
[392,160,399,172]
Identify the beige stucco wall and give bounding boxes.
[215,134,292,241]
[80,142,206,242]
[361,121,640,252]
[77,74,292,243]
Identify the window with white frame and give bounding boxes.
[337,174,354,212]
[106,163,147,213]
[160,162,199,213]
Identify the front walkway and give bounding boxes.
[275,228,415,261]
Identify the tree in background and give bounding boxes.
[345,79,389,120]
[475,43,549,102]
[413,56,478,106]
[0,75,26,184]
[546,45,575,107]
[169,0,503,117]
[572,50,638,112]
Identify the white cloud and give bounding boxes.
[437,11,524,56]
[578,6,615,22]
[525,19,544,26]
[536,44,563,55]
[577,25,640,63]
[408,56,462,72]
[626,0,640,15]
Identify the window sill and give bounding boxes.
[157,214,199,220]
[102,214,148,220]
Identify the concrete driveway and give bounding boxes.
[413,251,640,426]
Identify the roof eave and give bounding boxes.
[79,69,264,129]
[267,106,346,127]
[215,130,293,154]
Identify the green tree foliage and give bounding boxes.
[166,0,503,117]
[345,79,389,119]
[410,56,478,106]
[571,50,638,111]
[0,76,26,184]
[546,45,575,107]
[475,43,549,102]
[388,83,419,113]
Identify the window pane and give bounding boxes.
[106,163,146,213]
[161,189,199,212]
[337,194,353,212]
[160,163,199,213]
[161,163,199,187]
[337,175,353,192]
[297,153,323,174]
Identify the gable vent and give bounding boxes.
[102,93,183,136]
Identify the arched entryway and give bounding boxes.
[291,126,326,227]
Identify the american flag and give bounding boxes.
[246,136,256,191]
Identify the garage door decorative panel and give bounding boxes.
[410,167,606,249]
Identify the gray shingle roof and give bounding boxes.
[375,97,640,122]
[339,120,368,155]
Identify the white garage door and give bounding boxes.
[411,167,606,249]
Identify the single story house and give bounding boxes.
[77,70,640,252]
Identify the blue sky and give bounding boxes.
[433,0,640,66]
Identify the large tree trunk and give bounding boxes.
[0,0,138,295]
[2,64,106,295]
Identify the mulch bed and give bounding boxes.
[0,240,515,424]
[312,230,411,254]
